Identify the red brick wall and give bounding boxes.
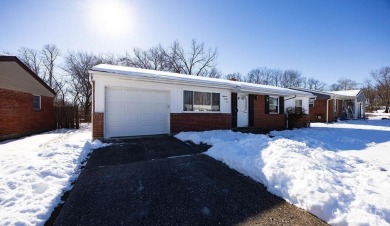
[310,99,344,122]
[91,81,104,140]
[310,99,336,122]
[253,95,286,130]
[0,88,55,141]
[170,113,232,133]
[92,112,104,139]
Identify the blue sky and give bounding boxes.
[1,0,389,86]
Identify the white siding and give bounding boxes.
[93,74,231,114]
[284,96,310,114]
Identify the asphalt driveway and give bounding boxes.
[51,136,326,226]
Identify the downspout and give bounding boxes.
[326,98,332,123]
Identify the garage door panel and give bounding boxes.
[123,113,138,122]
[141,125,166,134]
[123,102,138,111]
[121,126,139,135]
[139,103,166,112]
[106,116,122,124]
[123,90,138,98]
[106,102,122,110]
[138,91,166,101]
[106,88,122,98]
[140,113,166,122]
[105,87,168,138]
[105,125,121,137]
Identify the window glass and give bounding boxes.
[33,95,41,110]
[212,93,220,111]
[295,99,303,107]
[194,92,211,111]
[295,99,303,113]
[183,91,220,112]
[309,98,315,108]
[269,96,279,114]
[183,91,193,111]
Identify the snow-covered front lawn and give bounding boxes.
[176,118,390,225]
[0,125,106,226]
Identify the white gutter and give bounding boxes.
[326,99,332,123]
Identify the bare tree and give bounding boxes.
[121,40,219,77]
[63,51,103,117]
[207,68,222,78]
[17,47,41,76]
[246,67,277,85]
[41,44,60,88]
[225,72,243,81]
[330,78,358,91]
[371,67,390,112]
[121,47,165,70]
[362,78,379,112]
[280,69,305,88]
[102,52,121,65]
[307,78,327,91]
[175,39,218,76]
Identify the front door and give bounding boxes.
[237,94,248,127]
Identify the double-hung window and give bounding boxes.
[183,90,220,112]
[268,96,279,114]
[33,95,41,110]
[309,98,315,108]
[295,99,303,113]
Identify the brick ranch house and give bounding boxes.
[89,64,315,140]
[291,87,366,122]
[0,56,56,141]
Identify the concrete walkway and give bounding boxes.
[52,136,326,226]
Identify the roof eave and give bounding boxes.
[90,69,314,97]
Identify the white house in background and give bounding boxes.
[329,90,366,119]
[89,64,314,139]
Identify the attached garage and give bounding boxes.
[105,87,169,138]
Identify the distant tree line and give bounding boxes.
[362,67,390,112]
[2,40,389,117]
[226,68,328,91]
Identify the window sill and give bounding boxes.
[182,111,221,113]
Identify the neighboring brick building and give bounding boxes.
[291,88,366,123]
[0,56,56,141]
[89,65,314,140]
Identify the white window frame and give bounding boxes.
[295,99,303,107]
[183,90,220,112]
[33,95,41,110]
[269,96,279,114]
[309,98,315,108]
[333,99,337,112]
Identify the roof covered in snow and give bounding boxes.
[329,90,361,97]
[291,87,364,99]
[90,64,315,97]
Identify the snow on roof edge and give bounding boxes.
[329,90,361,97]
[291,87,362,98]
[90,64,315,97]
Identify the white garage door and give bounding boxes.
[105,87,169,138]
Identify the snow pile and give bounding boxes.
[176,120,390,225]
[0,125,107,226]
